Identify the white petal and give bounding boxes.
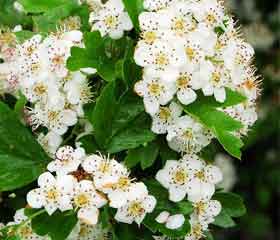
[26,189,44,209]
[156,211,170,224]
[177,88,197,105]
[166,214,185,229]
[38,172,56,188]
[169,186,187,202]
[214,87,226,103]
[78,207,99,225]
[205,165,223,184]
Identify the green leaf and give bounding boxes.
[213,210,236,228]
[177,201,193,215]
[91,81,118,148]
[204,231,214,240]
[107,113,156,153]
[213,192,246,217]
[123,0,144,32]
[0,0,32,27]
[18,0,75,13]
[212,192,246,229]
[30,211,78,240]
[0,102,49,191]
[14,92,27,116]
[90,81,155,153]
[184,89,246,159]
[124,140,159,169]
[67,32,134,82]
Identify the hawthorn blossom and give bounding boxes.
[166,116,213,154]
[73,180,107,225]
[82,154,129,192]
[192,199,222,224]
[47,146,86,175]
[89,0,133,39]
[182,154,223,202]
[27,172,75,215]
[114,192,156,225]
[134,72,176,115]
[37,131,62,157]
[151,101,182,134]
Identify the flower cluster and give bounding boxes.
[27,146,156,226]
[134,0,259,139]
[0,30,95,155]
[156,154,222,239]
[89,0,133,39]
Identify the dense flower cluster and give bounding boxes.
[89,0,133,39]
[26,146,156,226]
[134,0,259,138]
[133,0,260,239]
[0,29,95,156]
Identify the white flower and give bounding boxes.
[185,214,208,240]
[27,172,75,215]
[134,72,176,115]
[192,0,225,28]
[89,0,133,39]
[214,153,237,191]
[151,101,182,134]
[67,222,110,240]
[182,154,223,202]
[200,63,231,103]
[114,192,156,225]
[73,180,107,225]
[47,146,86,175]
[156,211,185,230]
[37,131,62,157]
[134,39,186,83]
[64,72,93,105]
[82,154,129,192]
[7,209,46,240]
[107,181,149,209]
[29,103,78,135]
[167,116,213,154]
[156,160,193,202]
[175,67,198,105]
[193,199,221,225]
[222,39,255,84]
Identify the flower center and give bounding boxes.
[148,83,163,96]
[30,62,41,73]
[173,169,188,184]
[194,201,206,215]
[33,83,47,96]
[74,193,90,207]
[26,45,36,56]
[158,107,171,121]
[183,129,193,140]
[46,188,59,200]
[195,170,206,181]
[105,16,118,28]
[48,111,59,121]
[211,71,221,85]
[192,224,203,238]
[155,52,169,66]
[173,18,185,34]
[128,201,144,217]
[52,54,65,66]
[143,31,157,44]
[177,75,190,89]
[206,14,216,24]
[185,47,195,60]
